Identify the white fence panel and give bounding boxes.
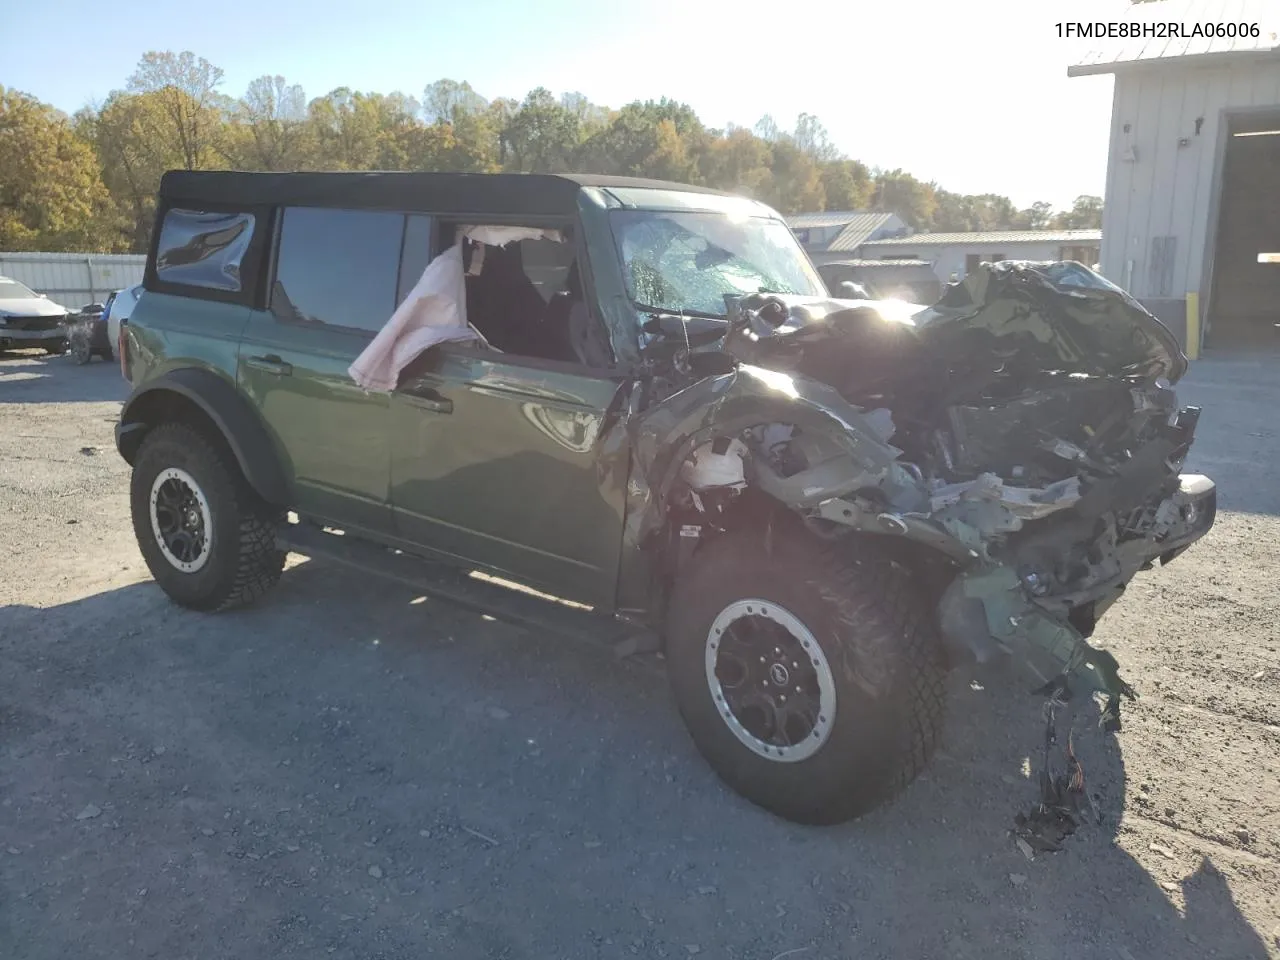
[0,252,146,311]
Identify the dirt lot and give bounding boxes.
[1,350,1278,960]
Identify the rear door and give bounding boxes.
[237,206,410,535]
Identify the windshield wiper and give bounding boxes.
[637,305,726,321]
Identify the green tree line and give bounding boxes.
[0,51,1103,254]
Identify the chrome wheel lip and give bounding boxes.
[704,598,837,763]
[149,466,213,573]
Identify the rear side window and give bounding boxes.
[272,207,404,332]
[155,209,255,292]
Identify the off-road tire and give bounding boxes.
[130,421,285,612]
[665,518,947,825]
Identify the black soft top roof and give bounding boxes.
[159,170,733,217]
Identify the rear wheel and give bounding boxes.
[69,329,92,365]
[130,421,285,612]
[665,518,947,825]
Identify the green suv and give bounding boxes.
[117,170,1215,825]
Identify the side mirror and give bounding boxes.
[839,280,870,299]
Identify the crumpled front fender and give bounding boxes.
[612,362,912,617]
[628,363,902,532]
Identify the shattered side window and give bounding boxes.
[155,209,255,292]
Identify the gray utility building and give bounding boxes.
[1070,0,1280,354]
[786,211,909,265]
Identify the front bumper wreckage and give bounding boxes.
[811,468,1214,716]
[634,262,1216,827]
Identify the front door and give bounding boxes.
[237,206,413,535]
[390,345,630,609]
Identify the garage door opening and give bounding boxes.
[1206,111,1280,349]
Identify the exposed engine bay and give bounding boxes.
[636,261,1216,769]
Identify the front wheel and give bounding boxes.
[130,421,285,612]
[665,519,947,825]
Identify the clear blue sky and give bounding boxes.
[8,0,1123,210]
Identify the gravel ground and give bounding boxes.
[1,350,1278,960]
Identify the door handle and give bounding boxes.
[405,388,453,415]
[246,354,292,376]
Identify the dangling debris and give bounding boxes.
[1012,676,1107,854]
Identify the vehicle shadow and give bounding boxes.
[927,657,1271,960]
[0,560,1270,960]
[0,350,127,405]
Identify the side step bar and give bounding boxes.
[275,521,660,658]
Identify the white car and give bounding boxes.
[103,284,144,357]
[0,275,70,353]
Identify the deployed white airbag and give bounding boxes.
[460,225,563,246]
[348,225,566,393]
[348,242,475,393]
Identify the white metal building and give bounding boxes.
[1070,0,1280,353]
[786,211,910,265]
[859,230,1102,284]
[0,252,146,310]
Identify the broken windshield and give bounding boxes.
[609,210,825,318]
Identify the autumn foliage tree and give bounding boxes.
[0,86,113,251]
[1,51,1102,254]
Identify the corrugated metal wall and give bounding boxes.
[1100,59,1280,344]
[0,252,145,311]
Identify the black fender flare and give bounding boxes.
[115,367,291,505]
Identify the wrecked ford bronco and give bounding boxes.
[116,170,1215,825]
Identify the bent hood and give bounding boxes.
[726,261,1188,387]
[911,260,1187,384]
